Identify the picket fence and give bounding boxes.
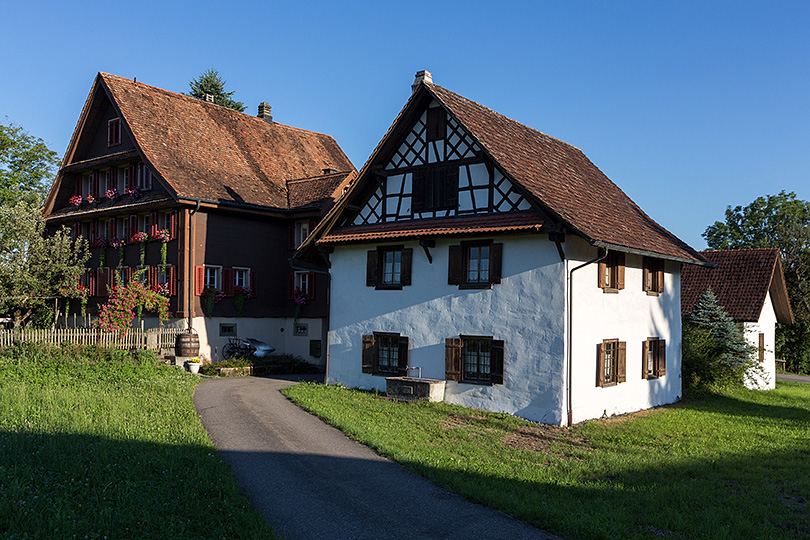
[0,327,183,352]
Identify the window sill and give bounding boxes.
[459,282,493,290]
[645,290,660,297]
[600,381,618,387]
[460,378,493,386]
[601,287,619,294]
[375,284,403,291]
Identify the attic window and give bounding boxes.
[426,107,446,142]
[107,118,121,147]
[598,251,625,292]
[412,165,458,213]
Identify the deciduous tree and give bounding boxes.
[0,119,60,206]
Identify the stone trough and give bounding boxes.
[385,376,446,402]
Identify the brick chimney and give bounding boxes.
[412,70,433,92]
[258,102,273,123]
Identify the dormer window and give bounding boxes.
[107,118,121,147]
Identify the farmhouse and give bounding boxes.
[296,71,711,425]
[681,248,794,389]
[43,73,355,363]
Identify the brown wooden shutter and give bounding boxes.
[97,268,108,297]
[169,265,177,297]
[149,212,158,237]
[361,334,375,374]
[641,340,649,379]
[74,175,81,196]
[107,218,115,241]
[87,270,96,297]
[596,343,605,387]
[195,266,205,295]
[598,261,607,289]
[427,107,446,141]
[127,164,136,189]
[90,171,99,197]
[412,168,428,212]
[445,338,462,381]
[400,248,413,286]
[444,165,459,209]
[288,273,295,299]
[657,339,666,376]
[250,270,257,296]
[448,245,463,285]
[222,268,235,296]
[307,272,316,300]
[397,336,409,376]
[128,215,138,242]
[616,252,626,290]
[169,210,178,239]
[491,339,504,384]
[490,243,503,285]
[147,266,156,289]
[125,266,134,285]
[71,223,79,241]
[617,341,627,383]
[366,250,379,287]
[656,261,664,293]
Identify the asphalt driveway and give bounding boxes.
[776,373,810,383]
[194,375,560,540]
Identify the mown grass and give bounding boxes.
[0,342,277,539]
[283,382,810,540]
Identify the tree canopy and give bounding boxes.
[0,119,60,206]
[187,69,246,112]
[0,201,89,327]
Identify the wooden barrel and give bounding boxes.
[175,332,200,358]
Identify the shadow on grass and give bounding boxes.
[0,430,276,540]
[676,390,810,424]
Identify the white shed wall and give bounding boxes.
[327,235,568,424]
[743,291,777,390]
[566,237,683,423]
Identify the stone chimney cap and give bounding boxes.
[258,102,273,123]
[412,70,433,92]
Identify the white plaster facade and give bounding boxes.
[327,233,682,425]
[742,291,777,390]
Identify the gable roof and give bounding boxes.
[681,248,794,324]
[308,77,707,265]
[45,73,354,215]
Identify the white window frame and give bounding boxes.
[204,265,222,291]
[294,221,310,248]
[233,267,250,290]
[294,271,310,296]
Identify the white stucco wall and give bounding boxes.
[566,237,683,423]
[743,291,777,390]
[327,234,568,424]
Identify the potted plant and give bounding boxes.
[187,358,202,374]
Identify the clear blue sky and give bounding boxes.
[2,0,808,249]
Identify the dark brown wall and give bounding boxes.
[73,97,136,162]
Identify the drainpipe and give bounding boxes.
[566,247,608,427]
[187,200,201,332]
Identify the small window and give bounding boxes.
[448,241,503,289]
[293,221,310,249]
[291,271,315,300]
[136,163,152,191]
[643,257,664,294]
[642,338,667,379]
[118,217,129,242]
[294,323,308,336]
[204,266,221,291]
[598,251,625,292]
[107,118,121,146]
[366,246,413,290]
[234,268,250,289]
[445,335,504,385]
[219,324,237,337]
[411,165,459,213]
[426,107,446,142]
[361,332,409,376]
[597,339,626,387]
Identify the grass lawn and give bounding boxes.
[0,342,277,539]
[283,382,810,540]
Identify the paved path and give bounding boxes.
[777,373,810,383]
[195,375,560,540]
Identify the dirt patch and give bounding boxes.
[439,413,491,431]
[502,424,592,457]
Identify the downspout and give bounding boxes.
[187,200,201,332]
[566,247,608,427]
[289,260,332,383]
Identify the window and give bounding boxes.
[294,323,308,336]
[118,217,129,242]
[642,338,666,379]
[598,251,625,291]
[104,170,112,194]
[292,270,315,300]
[293,221,310,249]
[107,118,120,146]
[597,339,626,387]
[426,107,446,142]
[366,246,413,289]
[234,268,249,289]
[412,165,459,213]
[137,163,152,191]
[643,257,664,294]
[194,265,222,293]
[445,336,504,385]
[219,324,237,337]
[361,332,408,375]
[448,241,503,289]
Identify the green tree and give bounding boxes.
[0,119,60,206]
[703,191,810,373]
[0,201,89,327]
[187,69,246,112]
[682,289,758,392]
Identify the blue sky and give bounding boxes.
[2,1,808,249]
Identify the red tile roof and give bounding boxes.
[320,212,544,244]
[424,83,706,264]
[681,248,794,323]
[287,171,356,211]
[99,73,354,210]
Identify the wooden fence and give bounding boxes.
[0,327,183,352]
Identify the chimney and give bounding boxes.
[411,70,433,92]
[258,102,273,123]
[204,93,214,103]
